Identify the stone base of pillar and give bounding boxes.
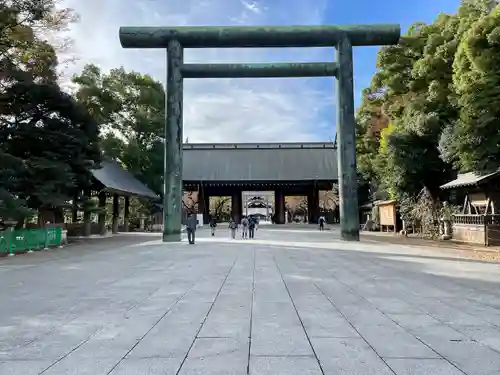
[340,229,360,241]
[162,231,181,242]
[83,219,91,237]
[112,219,119,234]
[98,222,107,236]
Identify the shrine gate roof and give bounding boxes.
[182,142,337,183]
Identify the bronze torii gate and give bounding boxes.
[119,24,401,242]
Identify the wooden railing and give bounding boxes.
[452,214,500,225]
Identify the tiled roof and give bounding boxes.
[91,159,158,199]
[440,171,499,190]
[182,142,337,182]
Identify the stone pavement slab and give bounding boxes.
[385,358,463,375]
[311,337,393,375]
[110,358,181,375]
[1,228,500,374]
[250,356,321,375]
[179,337,248,374]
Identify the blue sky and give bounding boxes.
[62,0,461,143]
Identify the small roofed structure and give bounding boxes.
[92,160,158,200]
[440,171,500,246]
[440,171,499,192]
[68,159,158,237]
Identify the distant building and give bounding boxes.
[243,192,273,220]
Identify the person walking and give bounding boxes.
[248,215,256,239]
[241,216,249,239]
[229,219,238,239]
[209,216,217,236]
[318,215,326,231]
[186,212,198,244]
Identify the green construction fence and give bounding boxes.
[0,227,62,256]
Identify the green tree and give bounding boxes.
[72,64,165,195]
[0,0,100,223]
[356,23,435,199]
[374,16,461,199]
[449,3,500,172]
[1,84,100,208]
[0,0,77,83]
[355,88,388,183]
[356,0,499,200]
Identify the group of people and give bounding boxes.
[228,215,258,239]
[185,212,327,244]
[213,215,259,240]
[185,213,260,244]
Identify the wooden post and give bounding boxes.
[98,191,107,236]
[112,194,119,234]
[123,196,130,232]
[275,190,285,224]
[82,189,91,237]
[231,191,242,223]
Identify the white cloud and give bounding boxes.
[240,0,263,14]
[59,0,334,143]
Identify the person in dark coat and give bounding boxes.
[186,212,198,244]
[248,215,256,239]
[318,216,326,231]
[209,216,217,236]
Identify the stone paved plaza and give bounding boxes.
[1,227,500,374]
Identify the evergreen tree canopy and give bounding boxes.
[356,0,500,200]
[0,0,100,221]
[451,5,500,172]
[73,64,165,195]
